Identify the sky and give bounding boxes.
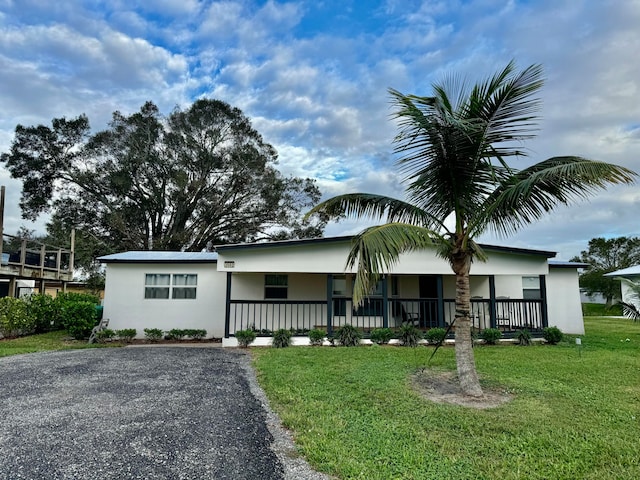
[0,0,639,260]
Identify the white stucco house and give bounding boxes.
[99,236,587,346]
[604,265,640,309]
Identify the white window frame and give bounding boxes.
[145,273,198,300]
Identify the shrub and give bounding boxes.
[95,328,115,343]
[55,292,101,305]
[336,324,362,347]
[308,329,325,346]
[184,329,207,340]
[235,329,257,348]
[370,328,394,345]
[144,328,164,342]
[515,329,532,346]
[399,324,423,347]
[272,328,292,348]
[63,301,99,340]
[116,329,137,342]
[0,297,35,338]
[424,327,446,345]
[480,328,502,345]
[543,326,563,345]
[165,328,187,341]
[24,294,57,333]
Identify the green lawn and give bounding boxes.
[0,330,119,357]
[253,318,640,479]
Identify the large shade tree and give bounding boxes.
[2,99,326,261]
[309,62,636,397]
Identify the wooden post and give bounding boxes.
[69,228,75,279]
[19,238,27,276]
[40,243,46,277]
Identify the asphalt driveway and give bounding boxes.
[0,347,329,480]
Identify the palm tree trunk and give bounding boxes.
[452,253,483,397]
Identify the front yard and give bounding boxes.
[253,317,640,479]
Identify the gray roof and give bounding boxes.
[98,251,218,263]
[604,265,640,277]
[215,236,557,258]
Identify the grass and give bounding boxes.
[253,318,640,479]
[581,302,622,316]
[0,330,121,357]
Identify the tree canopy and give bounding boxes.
[2,99,326,263]
[571,236,640,305]
[309,61,636,397]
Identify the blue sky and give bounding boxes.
[1,0,639,259]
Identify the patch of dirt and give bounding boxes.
[411,370,513,409]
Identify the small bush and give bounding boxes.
[543,326,563,345]
[235,329,257,348]
[370,328,394,345]
[480,328,502,345]
[24,294,57,333]
[336,324,362,347]
[165,328,187,341]
[308,329,325,346]
[272,328,292,348]
[399,324,423,347]
[116,328,137,342]
[515,329,532,346]
[144,328,164,342]
[424,327,446,345]
[63,301,99,340]
[184,329,207,340]
[0,297,35,338]
[95,328,115,343]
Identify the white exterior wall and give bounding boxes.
[218,241,549,276]
[102,263,226,338]
[546,268,585,335]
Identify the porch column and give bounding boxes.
[326,275,333,335]
[382,275,389,328]
[436,275,444,328]
[540,275,549,328]
[224,272,232,338]
[489,275,497,328]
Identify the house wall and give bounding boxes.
[217,241,549,276]
[546,268,584,335]
[102,263,226,338]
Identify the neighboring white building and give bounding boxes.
[604,265,640,309]
[99,236,587,344]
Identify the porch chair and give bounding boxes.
[392,301,420,327]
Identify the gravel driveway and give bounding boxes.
[0,347,330,480]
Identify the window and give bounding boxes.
[172,274,198,299]
[522,276,541,299]
[145,274,170,299]
[145,274,197,299]
[265,274,288,299]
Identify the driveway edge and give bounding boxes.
[238,351,334,480]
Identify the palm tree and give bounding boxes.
[308,61,636,397]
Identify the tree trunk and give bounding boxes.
[452,253,483,398]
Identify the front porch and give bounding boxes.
[223,273,548,339]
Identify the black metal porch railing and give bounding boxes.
[228,300,327,335]
[227,297,545,336]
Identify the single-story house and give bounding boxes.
[98,236,587,346]
[604,265,640,309]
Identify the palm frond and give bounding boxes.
[346,223,446,305]
[306,193,448,231]
[617,278,640,322]
[473,157,637,237]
